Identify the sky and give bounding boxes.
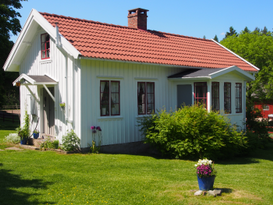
[11,0,273,42]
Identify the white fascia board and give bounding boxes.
[3,9,36,71]
[211,39,260,71]
[12,73,35,86]
[3,9,80,72]
[210,65,255,81]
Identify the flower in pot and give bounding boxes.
[60,102,65,109]
[16,111,30,144]
[33,129,39,139]
[195,159,217,191]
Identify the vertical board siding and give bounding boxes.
[18,29,81,142]
[81,59,183,147]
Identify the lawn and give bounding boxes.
[0,122,273,204]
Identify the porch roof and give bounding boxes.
[168,66,255,81]
[13,74,57,86]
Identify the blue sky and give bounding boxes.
[11,0,273,42]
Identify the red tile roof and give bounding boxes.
[40,12,257,72]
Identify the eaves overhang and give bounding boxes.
[3,9,81,72]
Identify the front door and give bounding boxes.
[177,84,192,108]
[43,87,55,135]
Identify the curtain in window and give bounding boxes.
[111,81,120,115]
[235,83,242,113]
[138,82,146,114]
[100,81,109,116]
[224,83,231,114]
[212,82,219,111]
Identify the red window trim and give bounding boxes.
[137,82,155,115]
[194,82,207,109]
[212,82,219,111]
[41,33,50,60]
[224,82,231,114]
[100,80,120,117]
[235,83,242,113]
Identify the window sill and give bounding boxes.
[40,59,52,64]
[136,114,152,118]
[97,116,123,121]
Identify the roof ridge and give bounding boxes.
[39,11,212,42]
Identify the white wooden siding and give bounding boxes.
[80,59,183,147]
[18,28,81,142]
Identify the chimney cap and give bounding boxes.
[128,8,149,14]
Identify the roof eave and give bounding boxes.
[3,9,81,72]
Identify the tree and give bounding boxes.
[221,29,273,100]
[0,0,26,108]
[224,26,238,39]
[213,35,219,42]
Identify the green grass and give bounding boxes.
[0,125,273,204]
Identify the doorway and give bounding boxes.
[43,87,55,135]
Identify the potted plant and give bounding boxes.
[60,102,65,109]
[195,159,217,191]
[17,111,30,145]
[33,129,39,139]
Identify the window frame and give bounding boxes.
[194,82,207,109]
[235,83,242,113]
[211,82,219,111]
[224,82,231,114]
[263,104,269,110]
[41,33,50,60]
[137,82,155,115]
[100,80,120,117]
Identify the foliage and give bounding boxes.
[0,0,25,108]
[213,35,219,42]
[221,28,273,101]
[16,110,30,139]
[40,138,59,150]
[4,133,20,144]
[61,129,80,151]
[90,126,102,153]
[195,159,216,178]
[33,129,39,134]
[224,26,238,39]
[138,104,247,160]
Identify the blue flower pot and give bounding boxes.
[20,138,28,145]
[33,133,39,139]
[197,175,216,191]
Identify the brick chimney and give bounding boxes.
[128,8,149,30]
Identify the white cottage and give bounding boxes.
[3,8,258,152]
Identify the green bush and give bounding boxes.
[138,104,247,160]
[5,133,20,144]
[62,130,80,152]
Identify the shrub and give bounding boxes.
[62,130,80,152]
[40,138,59,150]
[5,133,20,144]
[138,104,247,160]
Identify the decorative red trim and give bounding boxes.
[41,33,50,59]
[194,82,207,109]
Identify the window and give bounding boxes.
[235,83,242,113]
[137,82,155,115]
[263,104,269,110]
[100,81,120,116]
[224,83,231,114]
[194,82,207,108]
[41,33,50,59]
[211,82,219,111]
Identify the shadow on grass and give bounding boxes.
[0,163,54,205]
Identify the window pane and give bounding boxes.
[147,83,154,93]
[101,81,109,116]
[147,94,154,104]
[194,82,207,108]
[235,83,242,113]
[111,82,119,92]
[111,104,120,115]
[212,82,219,111]
[224,83,231,113]
[138,82,146,114]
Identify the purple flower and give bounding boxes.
[96,126,102,131]
[91,126,96,130]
